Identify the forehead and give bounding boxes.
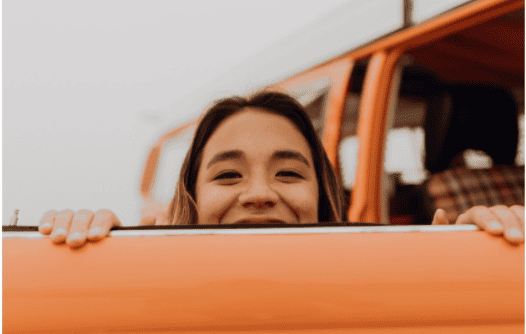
[202,108,313,161]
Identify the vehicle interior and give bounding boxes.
[305,8,525,225]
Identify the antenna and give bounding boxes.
[9,209,19,226]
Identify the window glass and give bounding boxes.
[513,87,525,166]
[385,126,427,184]
[338,61,367,191]
[387,6,524,224]
[516,113,524,166]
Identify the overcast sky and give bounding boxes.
[8,0,487,227]
[4,0,498,228]
[4,0,361,225]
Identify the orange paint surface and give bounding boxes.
[320,57,354,173]
[348,49,403,223]
[4,229,524,333]
[332,0,523,65]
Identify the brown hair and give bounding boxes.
[166,91,345,224]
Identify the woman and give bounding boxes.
[38,92,525,247]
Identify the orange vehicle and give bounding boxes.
[4,0,524,333]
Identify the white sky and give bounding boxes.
[2,0,347,225]
[5,0,514,227]
[3,0,408,226]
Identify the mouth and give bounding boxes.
[235,219,287,225]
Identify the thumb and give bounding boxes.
[154,209,172,225]
[139,215,156,226]
[432,208,450,225]
[140,201,169,225]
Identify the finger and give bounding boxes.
[431,208,450,225]
[66,210,95,248]
[155,212,171,225]
[50,210,74,244]
[39,210,58,235]
[87,210,121,241]
[490,205,524,245]
[456,205,504,235]
[139,215,156,226]
[141,202,169,226]
[510,205,525,230]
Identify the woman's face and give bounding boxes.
[195,108,319,224]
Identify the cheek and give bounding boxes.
[281,183,319,221]
[196,184,237,224]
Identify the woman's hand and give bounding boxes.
[38,209,121,248]
[139,201,171,226]
[432,205,525,244]
[38,203,170,248]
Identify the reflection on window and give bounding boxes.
[340,126,429,190]
[385,127,427,184]
[339,136,359,189]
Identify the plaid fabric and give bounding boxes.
[426,165,525,223]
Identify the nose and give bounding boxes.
[238,176,279,209]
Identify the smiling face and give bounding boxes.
[195,108,319,224]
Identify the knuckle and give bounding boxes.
[42,209,58,218]
[470,205,487,212]
[74,210,95,221]
[40,210,57,227]
[470,206,491,222]
[95,209,114,221]
[492,204,508,211]
[455,213,466,224]
[56,210,74,219]
[490,205,513,219]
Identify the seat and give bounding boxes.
[420,84,524,223]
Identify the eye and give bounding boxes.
[276,170,303,179]
[214,171,242,181]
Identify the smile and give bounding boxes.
[236,219,287,224]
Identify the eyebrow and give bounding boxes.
[206,149,311,169]
[270,150,311,167]
[206,150,244,168]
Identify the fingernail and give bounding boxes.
[89,227,103,239]
[506,228,524,240]
[68,231,82,241]
[39,222,52,233]
[53,227,66,235]
[67,232,85,247]
[489,221,503,232]
[51,228,67,243]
